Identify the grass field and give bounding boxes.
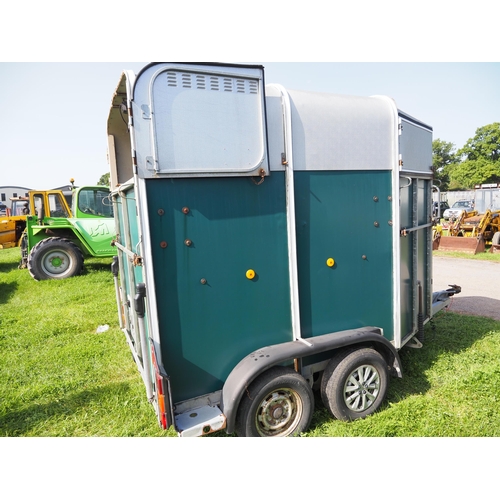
[1,246,500,437]
[433,247,500,261]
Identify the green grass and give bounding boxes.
[1,247,500,437]
[0,247,176,437]
[433,248,500,261]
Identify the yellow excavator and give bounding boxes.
[433,208,500,254]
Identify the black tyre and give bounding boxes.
[321,348,388,421]
[28,237,84,280]
[235,366,314,437]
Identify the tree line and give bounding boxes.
[433,122,500,191]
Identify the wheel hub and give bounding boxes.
[271,405,284,419]
[344,364,380,412]
[50,256,64,268]
[256,389,303,437]
[41,249,72,276]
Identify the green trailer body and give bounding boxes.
[107,63,459,437]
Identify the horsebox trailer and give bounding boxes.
[106,62,460,437]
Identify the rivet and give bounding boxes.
[388,220,393,226]
[362,255,367,260]
[184,239,192,246]
[182,207,190,214]
[373,196,379,202]
[374,221,379,227]
[157,209,164,216]
[388,196,392,201]
[200,278,207,285]
[160,241,168,248]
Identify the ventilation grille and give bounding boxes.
[165,71,258,94]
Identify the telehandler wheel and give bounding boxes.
[235,366,314,437]
[18,233,28,269]
[321,348,388,421]
[28,237,84,280]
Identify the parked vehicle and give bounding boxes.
[107,62,460,437]
[432,201,449,219]
[0,197,30,249]
[443,200,474,220]
[21,184,116,280]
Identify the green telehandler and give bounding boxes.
[20,182,116,280]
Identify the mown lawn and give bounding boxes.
[1,246,500,437]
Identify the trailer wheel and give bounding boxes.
[235,366,314,437]
[321,348,388,421]
[28,237,84,280]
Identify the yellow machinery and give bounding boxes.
[433,209,500,254]
[0,192,72,250]
[0,197,29,249]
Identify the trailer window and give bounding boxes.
[150,69,268,176]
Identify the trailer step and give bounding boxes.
[175,405,226,437]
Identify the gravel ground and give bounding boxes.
[433,256,500,321]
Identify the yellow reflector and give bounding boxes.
[246,269,256,280]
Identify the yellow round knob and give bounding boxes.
[326,258,335,267]
[246,269,256,280]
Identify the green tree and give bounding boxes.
[98,172,110,186]
[432,139,459,191]
[448,157,499,190]
[458,122,500,162]
[449,123,500,189]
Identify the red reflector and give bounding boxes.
[151,343,169,430]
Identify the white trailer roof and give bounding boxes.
[266,85,399,172]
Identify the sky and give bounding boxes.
[1,62,498,190]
